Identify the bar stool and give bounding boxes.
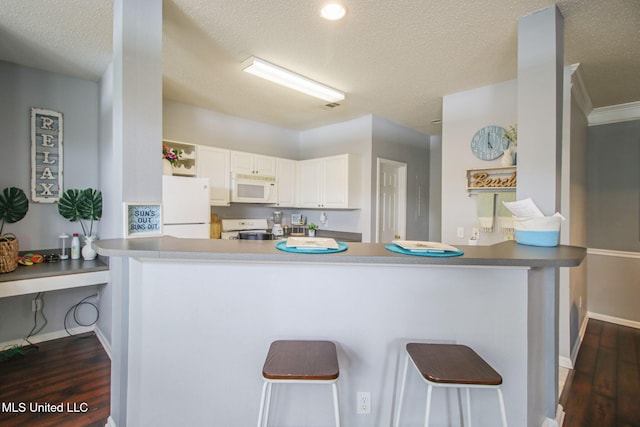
[257,340,341,427]
[395,343,507,427]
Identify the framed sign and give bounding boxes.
[124,203,163,238]
[31,108,63,203]
[466,166,517,195]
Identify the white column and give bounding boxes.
[109,1,163,426]
[113,0,163,205]
[517,6,564,425]
[516,6,564,214]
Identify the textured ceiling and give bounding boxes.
[1,0,639,136]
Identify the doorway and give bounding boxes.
[376,158,407,243]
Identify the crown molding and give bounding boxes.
[568,64,593,117]
[588,101,640,126]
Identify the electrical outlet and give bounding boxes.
[472,228,480,239]
[457,227,464,238]
[357,391,371,415]
[32,298,42,312]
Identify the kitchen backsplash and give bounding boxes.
[211,205,361,235]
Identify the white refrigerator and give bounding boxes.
[162,176,210,238]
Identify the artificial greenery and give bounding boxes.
[58,188,103,236]
[0,187,29,235]
[502,124,517,146]
[308,222,319,231]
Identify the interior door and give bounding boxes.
[377,159,407,243]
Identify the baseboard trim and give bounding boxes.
[559,356,573,369]
[556,404,566,427]
[543,415,560,427]
[94,325,112,360]
[588,311,640,330]
[0,325,95,349]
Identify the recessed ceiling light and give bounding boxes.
[320,3,347,21]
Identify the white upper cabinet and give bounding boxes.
[230,151,277,176]
[297,158,322,208]
[275,158,296,207]
[197,146,230,206]
[297,154,359,209]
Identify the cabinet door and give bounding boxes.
[297,158,322,208]
[275,158,296,207]
[229,151,254,174]
[322,155,349,208]
[254,154,277,176]
[197,146,230,206]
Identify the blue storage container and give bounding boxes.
[513,216,562,247]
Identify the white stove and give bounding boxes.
[220,219,271,240]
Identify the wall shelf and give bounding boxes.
[466,166,516,195]
[163,139,197,176]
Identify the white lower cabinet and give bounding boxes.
[297,154,358,209]
[197,146,230,206]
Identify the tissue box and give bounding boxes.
[513,216,562,247]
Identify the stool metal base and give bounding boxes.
[257,340,341,427]
[257,378,340,427]
[395,344,508,427]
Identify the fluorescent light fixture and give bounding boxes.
[241,56,345,103]
[320,3,347,20]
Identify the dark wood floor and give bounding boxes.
[560,318,640,427]
[0,332,110,427]
[1,320,638,426]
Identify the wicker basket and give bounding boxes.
[0,233,19,273]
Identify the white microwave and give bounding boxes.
[231,173,277,203]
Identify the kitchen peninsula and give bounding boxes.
[95,237,584,427]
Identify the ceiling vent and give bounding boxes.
[324,102,341,108]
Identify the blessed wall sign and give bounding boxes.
[31,108,63,203]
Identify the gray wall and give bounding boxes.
[371,115,430,241]
[587,118,640,323]
[0,60,101,344]
[559,78,589,366]
[428,135,442,241]
[587,119,640,252]
[163,100,299,159]
[0,61,100,248]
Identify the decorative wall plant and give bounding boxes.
[0,187,29,235]
[58,188,102,236]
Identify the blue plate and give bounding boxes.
[276,241,348,254]
[385,243,464,257]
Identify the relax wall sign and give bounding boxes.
[31,108,63,203]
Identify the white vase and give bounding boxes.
[162,159,173,175]
[82,235,97,261]
[308,229,316,237]
[501,146,516,167]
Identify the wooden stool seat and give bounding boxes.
[395,343,508,427]
[262,340,339,380]
[406,343,502,386]
[257,340,341,427]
